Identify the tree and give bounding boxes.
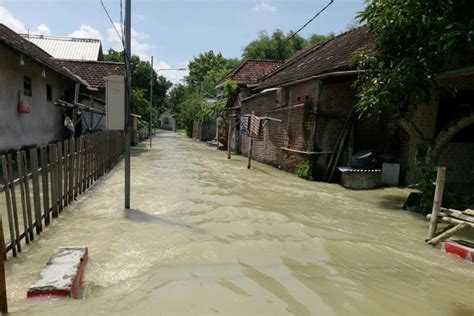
[353,0,474,164]
[242,30,334,60]
[186,50,239,91]
[308,33,334,45]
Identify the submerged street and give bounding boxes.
[5,131,474,315]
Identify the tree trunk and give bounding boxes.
[428,109,474,163]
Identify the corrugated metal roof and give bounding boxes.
[21,34,102,61]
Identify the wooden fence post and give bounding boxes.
[69,138,75,202]
[1,156,17,257]
[426,166,447,241]
[0,218,7,314]
[29,148,42,234]
[247,137,253,169]
[6,155,21,253]
[63,140,69,207]
[16,152,30,245]
[57,142,63,213]
[40,147,50,226]
[49,144,58,219]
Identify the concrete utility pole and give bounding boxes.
[149,56,154,148]
[124,0,132,209]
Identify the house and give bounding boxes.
[217,59,283,151]
[237,27,384,182]
[159,111,176,131]
[0,23,124,152]
[0,23,88,151]
[232,26,474,191]
[192,98,219,142]
[22,34,103,61]
[59,59,124,133]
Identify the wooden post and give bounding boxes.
[227,117,232,160]
[29,148,42,234]
[0,218,7,314]
[247,137,253,169]
[63,140,69,207]
[1,156,16,257]
[40,147,50,226]
[6,155,21,253]
[426,166,447,241]
[16,152,29,245]
[49,144,58,219]
[68,138,75,202]
[57,142,63,212]
[21,152,34,241]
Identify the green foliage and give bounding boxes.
[186,50,240,92]
[414,160,437,214]
[353,0,474,115]
[222,80,238,99]
[165,51,240,135]
[243,30,334,60]
[308,33,335,45]
[295,161,312,180]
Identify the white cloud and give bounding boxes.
[155,60,188,85]
[35,23,51,36]
[68,24,102,40]
[106,22,150,60]
[0,6,27,33]
[252,1,277,13]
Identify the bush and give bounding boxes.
[295,161,312,180]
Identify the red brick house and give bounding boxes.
[217,59,283,151]
[238,27,397,182]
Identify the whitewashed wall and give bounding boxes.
[0,46,75,151]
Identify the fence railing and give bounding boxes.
[0,130,124,258]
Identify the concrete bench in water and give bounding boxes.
[27,246,88,299]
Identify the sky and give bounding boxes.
[0,0,365,83]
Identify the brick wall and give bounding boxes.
[240,80,318,172]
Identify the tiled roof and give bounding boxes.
[59,60,124,89]
[220,59,284,85]
[257,26,376,90]
[0,23,85,85]
[22,34,103,61]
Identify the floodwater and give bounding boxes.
[3,131,474,315]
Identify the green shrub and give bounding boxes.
[295,161,312,180]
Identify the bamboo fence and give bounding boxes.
[0,130,124,258]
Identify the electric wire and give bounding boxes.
[286,0,335,42]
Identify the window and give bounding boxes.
[46,84,52,101]
[24,76,32,97]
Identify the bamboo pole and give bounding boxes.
[427,214,474,229]
[426,167,447,241]
[0,218,7,314]
[426,222,468,246]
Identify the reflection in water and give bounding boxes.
[3,131,474,315]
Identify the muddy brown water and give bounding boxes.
[2,131,473,315]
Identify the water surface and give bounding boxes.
[4,131,474,315]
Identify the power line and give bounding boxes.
[99,0,124,47]
[286,0,335,42]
